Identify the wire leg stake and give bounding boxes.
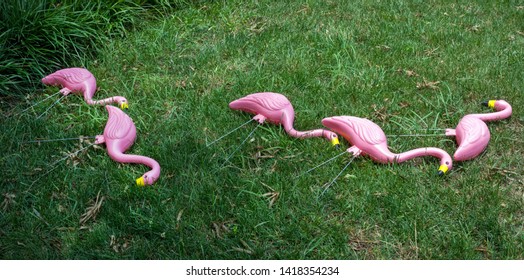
[30,143,96,187]
[296,150,347,178]
[206,119,254,147]
[320,155,356,196]
[37,95,66,119]
[20,91,61,114]
[222,124,259,166]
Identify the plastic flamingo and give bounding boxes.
[228,92,340,146]
[94,105,160,186]
[322,116,453,175]
[444,100,512,161]
[41,67,129,109]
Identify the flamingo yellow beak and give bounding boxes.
[481,100,496,109]
[120,102,129,110]
[331,137,340,148]
[437,164,449,176]
[136,176,146,186]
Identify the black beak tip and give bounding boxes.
[481,100,489,107]
[437,170,444,176]
[334,144,341,150]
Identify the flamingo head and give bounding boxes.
[481,100,496,109]
[437,165,448,176]
[437,155,453,176]
[136,170,159,186]
[322,130,340,149]
[115,97,129,110]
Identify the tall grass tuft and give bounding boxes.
[0,0,200,99]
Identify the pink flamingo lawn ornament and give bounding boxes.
[444,99,512,161]
[321,116,453,176]
[94,105,160,186]
[390,99,513,161]
[228,92,340,146]
[41,67,129,110]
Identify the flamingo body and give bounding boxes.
[41,68,128,109]
[445,116,490,161]
[42,67,95,97]
[322,116,453,174]
[229,92,339,145]
[103,105,137,155]
[95,105,160,186]
[321,116,389,163]
[445,99,512,161]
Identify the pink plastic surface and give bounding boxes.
[229,92,338,142]
[322,116,453,172]
[42,68,128,107]
[95,105,160,185]
[445,100,512,161]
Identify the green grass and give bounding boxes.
[0,0,196,98]
[1,0,523,259]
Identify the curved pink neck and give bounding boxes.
[467,100,512,122]
[286,127,331,139]
[86,96,123,106]
[107,150,161,177]
[82,80,97,102]
[370,146,451,167]
[82,82,124,106]
[281,111,330,139]
[393,147,452,167]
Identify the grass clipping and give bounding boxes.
[79,191,104,225]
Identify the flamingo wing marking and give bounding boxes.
[104,108,134,140]
[240,93,291,111]
[343,116,387,145]
[52,68,93,84]
[460,116,487,145]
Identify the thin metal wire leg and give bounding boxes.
[36,95,66,119]
[222,124,259,165]
[206,119,254,147]
[296,150,347,178]
[20,91,61,114]
[320,156,355,196]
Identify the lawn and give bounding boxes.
[1,0,523,259]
